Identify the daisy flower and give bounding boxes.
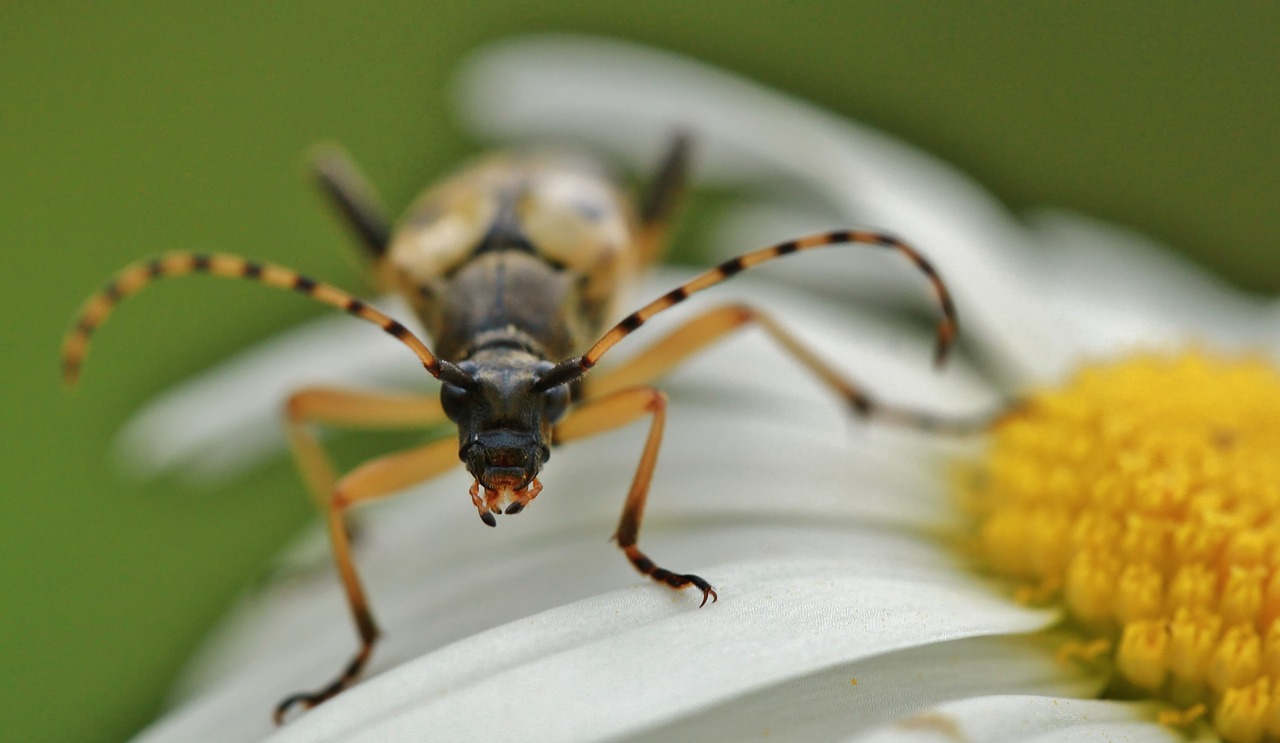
[119,35,1276,743]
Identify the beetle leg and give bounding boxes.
[285,386,448,511]
[274,435,462,724]
[553,386,716,606]
[310,143,393,259]
[636,133,691,268]
[582,303,997,434]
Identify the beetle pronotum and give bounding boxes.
[62,136,984,722]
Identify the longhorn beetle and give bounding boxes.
[62,136,979,722]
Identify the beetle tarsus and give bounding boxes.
[273,643,372,724]
[667,572,717,607]
[687,575,718,607]
[273,691,318,726]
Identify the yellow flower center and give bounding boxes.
[967,351,1280,743]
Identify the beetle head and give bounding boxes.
[440,349,570,525]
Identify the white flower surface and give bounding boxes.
[122,35,1272,743]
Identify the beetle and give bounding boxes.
[62,136,978,722]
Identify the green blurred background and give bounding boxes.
[2,3,1276,741]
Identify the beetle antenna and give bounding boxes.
[61,251,471,388]
[535,229,958,391]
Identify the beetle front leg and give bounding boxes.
[284,386,448,511]
[274,435,461,724]
[553,386,717,606]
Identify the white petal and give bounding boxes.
[622,633,1102,743]
[850,695,1195,743]
[456,35,1078,384]
[295,569,1055,743]
[1026,208,1278,357]
[710,177,1280,382]
[135,544,1054,743]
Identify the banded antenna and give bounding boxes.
[61,252,476,389]
[536,229,959,391]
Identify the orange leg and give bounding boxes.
[285,387,447,510]
[274,435,461,724]
[583,303,992,434]
[553,386,716,606]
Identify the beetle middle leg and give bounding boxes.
[274,435,461,724]
[553,386,717,606]
[583,302,994,434]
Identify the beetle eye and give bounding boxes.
[543,384,570,423]
[440,383,470,423]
